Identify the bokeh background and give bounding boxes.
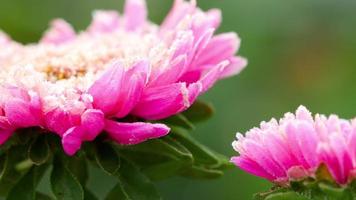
[1,0,356,199]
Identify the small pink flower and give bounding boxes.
[231,106,356,185]
[0,0,246,155]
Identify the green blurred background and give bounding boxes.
[1,0,356,199]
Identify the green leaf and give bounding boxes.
[142,160,187,180]
[264,191,310,200]
[66,155,88,185]
[182,100,214,123]
[95,142,120,175]
[28,135,50,165]
[170,127,220,166]
[84,189,99,200]
[106,158,161,200]
[7,164,48,200]
[318,182,353,200]
[0,153,7,179]
[50,157,84,200]
[179,165,223,179]
[105,183,128,200]
[118,136,193,180]
[0,146,30,196]
[162,114,194,130]
[35,192,54,200]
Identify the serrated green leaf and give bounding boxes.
[162,114,194,130]
[264,191,310,200]
[50,157,84,200]
[95,142,120,175]
[28,135,50,165]
[7,164,48,200]
[182,100,214,123]
[106,158,161,200]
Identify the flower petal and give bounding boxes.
[81,109,105,141]
[124,0,147,31]
[105,120,170,145]
[62,126,85,156]
[88,10,120,33]
[115,60,149,118]
[0,129,13,145]
[41,19,76,45]
[88,61,125,115]
[132,82,201,120]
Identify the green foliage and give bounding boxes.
[0,100,230,199]
[255,177,356,200]
[50,157,84,200]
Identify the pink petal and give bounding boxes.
[41,19,76,45]
[88,61,125,115]
[81,109,105,141]
[199,61,229,93]
[195,33,240,67]
[231,156,275,181]
[132,82,201,120]
[88,10,120,33]
[220,56,247,78]
[160,0,196,31]
[149,55,188,87]
[105,120,170,145]
[115,60,149,118]
[243,140,286,178]
[45,108,80,136]
[124,0,147,31]
[4,96,43,128]
[62,126,85,156]
[0,31,10,45]
[206,9,222,29]
[285,122,310,169]
[0,129,13,145]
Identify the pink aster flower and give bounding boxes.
[231,106,356,185]
[0,0,246,155]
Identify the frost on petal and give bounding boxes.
[41,19,76,45]
[105,120,170,145]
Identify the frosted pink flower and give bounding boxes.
[0,0,246,155]
[231,106,356,185]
